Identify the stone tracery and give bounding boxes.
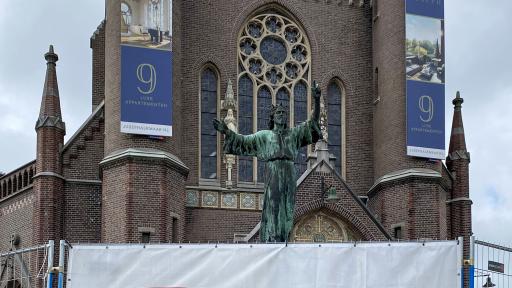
[238,11,312,181]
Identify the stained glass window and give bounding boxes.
[327,81,342,174]
[200,68,218,179]
[294,81,308,175]
[238,11,311,183]
[257,86,272,180]
[239,75,254,182]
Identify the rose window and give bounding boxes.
[238,12,312,182]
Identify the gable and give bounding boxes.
[295,160,391,241]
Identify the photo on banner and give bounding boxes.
[405,0,445,159]
[120,0,173,137]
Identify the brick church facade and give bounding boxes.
[0,0,471,253]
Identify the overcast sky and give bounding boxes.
[0,1,511,245]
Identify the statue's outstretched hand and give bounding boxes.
[213,118,228,134]
[312,80,321,101]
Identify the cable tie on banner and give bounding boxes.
[64,240,73,249]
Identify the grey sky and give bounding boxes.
[406,14,442,44]
[0,1,511,245]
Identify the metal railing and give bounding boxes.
[472,236,512,288]
[0,241,51,288]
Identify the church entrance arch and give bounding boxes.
[291,210,361,242]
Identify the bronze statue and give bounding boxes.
[213,81,322,242]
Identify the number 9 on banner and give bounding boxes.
[137,63,157,95]
[418,95,434,123]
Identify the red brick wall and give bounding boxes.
[101,159,187,243]
[368,179,448,240]
[63,183,102,243]
[185,208,260,242]
[0,190,34,251]
[63,114,104,180]
[32,177,64,244]
[91,21,105,110]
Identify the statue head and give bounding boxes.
[269,104,288,130]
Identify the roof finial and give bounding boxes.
[453,91,463,108]
[44,45,59,64]
[222,79,236,111]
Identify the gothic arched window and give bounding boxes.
[239,75,254,182]
[327,80,343,174]
[238,10,311,183]
[200,67,219,180]
[294,81,308,175]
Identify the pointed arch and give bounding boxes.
[13,175,18,192]
[18,172,22,190]
[238,74,254,183]
[199,64,220,181]
[326,78,346,177]
[29,168,34,184]
[23,170,28,187]
[292,209,363,242]
[7,178,12,195]
[237,6,312,184]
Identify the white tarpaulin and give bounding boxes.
[67,241,462,288]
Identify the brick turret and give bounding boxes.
[33,45,66,244]
[368,1,447,241]
[101,0,188,243]
[446,91,471,239]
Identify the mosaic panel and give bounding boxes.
[221,193,237,209]
[240,193,257,210]
[202,191,219,208]
[186,190,199,207]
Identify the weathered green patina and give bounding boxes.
[213,82,322,242]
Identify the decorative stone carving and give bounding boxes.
[292,212,360,242]
[221,80,237,188]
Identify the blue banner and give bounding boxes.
[406,0,444,19]
[406,80,445,159]
[120,0,172,137]
[121,46,173,136]
[406,0,445,159]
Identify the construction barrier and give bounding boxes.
[66,241,462,288]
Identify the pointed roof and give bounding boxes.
[35,45,65,131]
[447,91,469,165]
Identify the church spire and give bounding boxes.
[35,45,65,132]
[447,91,469,169]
